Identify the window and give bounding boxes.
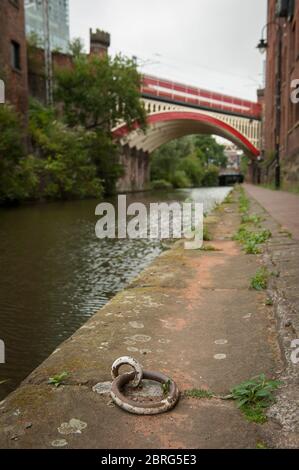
[11,41,21,70]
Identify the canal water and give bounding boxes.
[0,187,231,400]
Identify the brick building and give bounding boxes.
[0,0,28,115]
[0,2,111,109]
[262,0,299,188]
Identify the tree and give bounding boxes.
[29,99,103,200]
[150,135,226,188]
[178,155,204,186]
[193,135,227,168]
[55,54,147,132]
[54,53,147,194]
[83,129,123,195]
[68,38,85,59]
[0,105,38,203]
[150,137,192,182]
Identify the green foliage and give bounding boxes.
[184,388,213,399]
[0,105,24,163]
[0,50,148,204]
[265,297,273,306]
[230,374,281,423]
[54,53,146,195]
[224,193,233,204]
[171,170,191,189]
[193,135,227,168]
[82,129,123,195]
[55,53,146,132]
[250,267,269,290]
[256,442,268,449]
[234,225,272,254]
[150,138,192,182]
[161,379,171,396]
[29,100,104,200]
[0,105,39,203]
[241,214,262,225]
[238,190,250,213]
[234,189,271,255]
[200,165,219,187]
[48,371,68,388]
[243,239,262,255]
[151,179,173,190]
[240,154,249,177]
[150,135,224,188]
[178,155,203,186]
[203,225,212,241]
[68,37,85,58]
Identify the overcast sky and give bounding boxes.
[69,0,267,101]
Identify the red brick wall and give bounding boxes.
[263,0,299,185]
[28,46,73,103]
[0,0,28,115]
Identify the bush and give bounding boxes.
[151,179,173,190]
[179,156,203,186]
[29,100,103,200]
[171,170,191,188]
[150,138,192,182]
[83,129,123,196]
[0,105,38,203]
[201,165,219,187]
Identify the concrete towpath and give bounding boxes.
[244,184,299,240]
[0,189,288,449]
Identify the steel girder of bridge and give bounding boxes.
[113,75,262,159]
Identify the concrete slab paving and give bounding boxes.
[0,189,290,448]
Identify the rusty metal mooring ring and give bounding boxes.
[110,364,180,415]
[111,356,143,388]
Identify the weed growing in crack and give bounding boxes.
[183,373,282,424]
[184,389,214,399]
[241,214,262,225]
[265,297,274,306]
[229,374,282,424]
[250,267,269,290]
[48,371,68,388]
[161,379,171,396]
[238,189,250,214]
[234,226,272,255]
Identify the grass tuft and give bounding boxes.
[184,389,214,399]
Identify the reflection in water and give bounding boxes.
[0,187,231,399]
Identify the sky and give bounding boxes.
[69,0,267,102]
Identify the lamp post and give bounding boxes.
[257,21,283,190]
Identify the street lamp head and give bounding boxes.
[257,38,268,54]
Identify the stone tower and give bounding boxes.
[89,29,111,57]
